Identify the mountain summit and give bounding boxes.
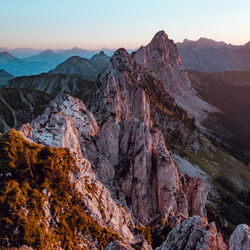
[133,30,216,122]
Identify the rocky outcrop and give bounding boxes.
[156,216,227,250]
[182,175,208,217]
[133,30,216,122]
[95,48,151,125]
[21,94,99,158]
[70,153,136,242]
[229,224,250,250]
[20,91,209,243]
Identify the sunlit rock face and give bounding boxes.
[96,48,151,125]
[133,30,217,122]
[229,224,250,250]
[156,216,227,250]
[21,93,99,158]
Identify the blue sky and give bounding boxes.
[1,0,250,49]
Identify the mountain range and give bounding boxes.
[0,48,113,76]
[1,37,250,77]
[0,31,250,249]
[177,38,250,72]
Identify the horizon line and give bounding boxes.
[1,37,249,51]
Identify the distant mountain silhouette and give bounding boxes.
[49,51,110,80]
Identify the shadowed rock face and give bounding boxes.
[156,216,227,250]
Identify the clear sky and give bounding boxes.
[1,0,250,50]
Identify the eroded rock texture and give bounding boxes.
[156,216,227,250]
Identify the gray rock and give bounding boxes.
[156,216,226,250]
[229,224,250,250]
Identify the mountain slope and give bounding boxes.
[0,52,50,76]
[0,69,13,86]
[6,73,96,98]
[0,88,53,132]
[188,70,250,163]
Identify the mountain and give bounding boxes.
[0,51,20,64]
[25,49,64,70]
[49,51,110,80]
[57,47,115,60]
[178,38,250,72]
[6,73,96,98]
[0,30,250,249]
[180,37,228,48]
[0,69,13,86]
[0,49,112,77]
[0,47,43,58]
[0,51,50,76]
[132,31,216,123]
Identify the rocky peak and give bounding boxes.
[90,50,110,63]
[21,93,99,156]
[243,40,250,49]
[133,30,217,123]
[0,52,18,63]
[39,49,55,56]
[110,48,134,72]
[152,30,168,40]
[95,47,150,124]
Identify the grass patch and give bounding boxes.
[0,130,120,249]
